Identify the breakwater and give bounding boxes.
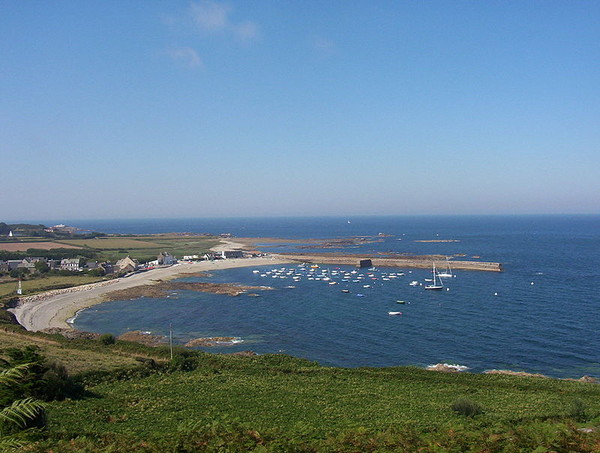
[273,253,503,272]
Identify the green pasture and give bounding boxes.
[0,274,105,300]
[57,238,162,249]
[58,236,220,262]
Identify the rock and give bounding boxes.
[117,330,166,347]
[484,369,549,379]
[426,363,469,373]
[230,350,257,357]
[41,327,100,340]
[185,337,241,347]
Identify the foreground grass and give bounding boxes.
[44,354,600,443]
[0,327,595,451]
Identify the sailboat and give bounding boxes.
[437,259,454,278]
[424,263,444,290]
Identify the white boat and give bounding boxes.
[388,311,402,316]
[424,263,444,290]
[437,259,454,278]
[409,280,419,286]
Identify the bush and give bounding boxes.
[1,346,83,402]
[569,399,588,422]
[98,334,116,345]
[451,398,483,417]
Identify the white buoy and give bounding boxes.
[494,292,498,296]
[531,282,534,285]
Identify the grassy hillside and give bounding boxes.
[0,328,167,375]
[2,326,599,451]
[46,354,600,434]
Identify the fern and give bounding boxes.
[0,397,45,428]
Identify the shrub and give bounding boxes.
[2,346,83,402]
[569,399,588,422]
[451,398,483,417]
[98,334,116,345]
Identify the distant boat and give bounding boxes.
[409,281,419,286]
[341,289,350,293]
[424,263,444,290]
[388,311,402,316]
[437,259,454,278]
[396,300,406,304]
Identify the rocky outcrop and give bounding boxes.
[41,327,100,340]
[184,337,241,347]
[104,281,273,301]
[117,330,166,347]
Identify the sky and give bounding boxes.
[1,1,599,221]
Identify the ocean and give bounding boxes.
[64,215,600,378]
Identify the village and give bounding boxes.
[0,249,247,278]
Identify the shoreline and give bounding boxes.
[9,256,291,332]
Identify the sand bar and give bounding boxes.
[9,256,291,332]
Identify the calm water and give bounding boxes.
[68,215,600,378]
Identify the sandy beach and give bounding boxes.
[10,254,291,332]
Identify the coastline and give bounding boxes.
[9,255,291,332]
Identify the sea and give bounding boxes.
[55,215,600,379]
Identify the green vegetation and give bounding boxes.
[0,327,598,451]
[58,236,220,263]
[0,275,105,302]
[451,397,484,417]
[0,364,46,451]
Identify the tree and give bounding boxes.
[34,261,49,274]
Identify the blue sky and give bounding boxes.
[1,1,599,220]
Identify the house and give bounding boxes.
[182,255,199,261]
[60,258,81,272]
[7,260,23,271]
[220,250,244,259]
[18,259,37,271]
[157,252,176,266]
[101,262,114,274]
[114,256,138,274]
[85,260,100,270]
[47,259,61,270]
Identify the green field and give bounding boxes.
[58,235,220,262]
[0,274,105,299]
[57,238,163,249]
